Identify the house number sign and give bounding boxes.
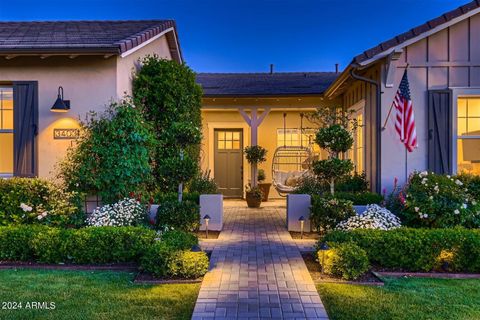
[53,128,80,140]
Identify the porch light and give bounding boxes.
[51,86,70,112]
[203,214,211,239]
[298,216,305,239]
[318,242,330,275]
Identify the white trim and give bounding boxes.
[359,7,480,67]
[451,87,480,174]
[120,27,176,58]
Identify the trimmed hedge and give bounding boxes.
[322,228,480,272]
[319,242,369,280]
[335,191,384,205]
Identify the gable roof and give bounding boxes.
[196,72,338,97]
[0,20,182,61]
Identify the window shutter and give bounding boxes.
[428,90,452,174]
[13,81,38,177]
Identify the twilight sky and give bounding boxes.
[0,0,469,73]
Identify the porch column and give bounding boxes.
[238,107,271,186]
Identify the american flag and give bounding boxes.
[394,70,417,152]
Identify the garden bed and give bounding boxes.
[289,231,320,240]
[134,272,203,284]
[302,252,383,286]
[373,271,480,279]
[0,261,137,272]
[195,230,220,239]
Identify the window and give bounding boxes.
[276,128,321,153]
[348,106,365,173]
[0,86,13,176]
[217,131,241,150]
[457,97,480,175]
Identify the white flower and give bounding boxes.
[20,203,33,212]
[455,179,463,186]
[415,207,420,212]
[454,209,460,215]
[447,175,451,179]
[336,204,401,231]
[462,203,468,209]
[37,215,43,220]
[422,213,428,219]
[85,198,145,227]
[473,201,477,205]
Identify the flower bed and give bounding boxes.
[336,204,401,231]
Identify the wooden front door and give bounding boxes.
[214,129,243,197]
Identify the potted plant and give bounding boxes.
[244,145,267,207]
[245,183,263,208]
[257,169,271,202]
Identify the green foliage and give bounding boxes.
[160,230,199,250]
[0,225,46,261]
[140,241,175,278]
[319,242,369,280]
[322,228,480,272]
[59,100,155,204]
[312,158,354,188]
[0,178,81,227]
[401,172,480,228]
[132,56,203,193]
[245,184,263,200]
[336,172,369,192]
[457,173,480,201]
[156,200,200,232]
[293,176,324,195]
[187,171,219,194]
[154,192,200,205]
[335,192,383,205]
[310,195,355,231]
[167,251,209,279]
[315,124,354,154]
[257,169,266,183]
[244,145,267,164]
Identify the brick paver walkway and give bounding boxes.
[193,204,328,320]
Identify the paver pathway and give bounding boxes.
[193,204,329,320]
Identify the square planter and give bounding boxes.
[353,205,368,215]
[286,194,311,232]
[200,194,223,231]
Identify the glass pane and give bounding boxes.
[232,132,240,140]
[225,140,232,149]
[457,138,480,175]
[2,110,13,130]
[0,133,13,174]
[226,132,233,141]
[458,118,467,136]
[232,141,240,149]
[218,131,225,140]
[469,98,480,117]
[458,98,467,117]
[466,118,480,135]
[218,141,225,149]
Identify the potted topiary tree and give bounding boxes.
[244,145,267,208]
[257,169,271,202]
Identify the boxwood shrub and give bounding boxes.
[322,228,480,272]
[319,242,369,280]
[156,200,200,232]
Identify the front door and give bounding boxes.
[214,129,243,197]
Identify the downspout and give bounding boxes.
[349,67,382,193]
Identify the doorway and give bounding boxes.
[214,129,243,197]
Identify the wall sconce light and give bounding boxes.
[298,215,305,239]
[51,86,70,112]
[203,214,211,239]
[318,242,330,275]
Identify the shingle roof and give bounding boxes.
[354,0,480,64]
[196,72,338,97]
[0,20,182,60]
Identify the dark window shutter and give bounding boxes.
[428,90,452,174]
[13,81,38,177]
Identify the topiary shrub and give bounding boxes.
[319,242,369,280]
[293,175,325,195]
[156,200,200,232]
[167,251,209,279]
[310,195,355,232]
[59,99,155,204]
[0,178,81,227]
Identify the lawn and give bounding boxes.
[0,269,200,320]
[317,277,480,320]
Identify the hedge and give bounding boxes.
[0,225,208,278]
[322,228,480,272]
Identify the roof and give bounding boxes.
[0,20,182,61]
[354,0,480,64]
[196,72,339,97]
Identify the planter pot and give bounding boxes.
[258,183,271,202]
[245,192,262,208]
[200,194,223,231]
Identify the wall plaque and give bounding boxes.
[53,128,80,140]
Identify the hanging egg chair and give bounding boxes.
[272,113,314,196]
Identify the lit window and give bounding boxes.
[217,130,241,150]
[0,86,13,175]
[348,107,364,173]
[457,98,480,175]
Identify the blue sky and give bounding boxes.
[0,0,469,72]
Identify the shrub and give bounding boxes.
[294,175,324,195]
[457,173,480,201]
[154,192,200,205]
[322,228,480,272]
[0,225,47,261]
[187,171,219,194]
[312,158,354,195]
[315,124,354,154]
[168,251,209,279]
[156,200,200,232]
[336,204,401,231]
[0,178,81,227]
[160,230,198,250]
[86,198,146,227]
[140,241,175,278]
[335,191,383,205]
[336,172,369,192]
[318,242,369,280]
[257,169,266,183]
[310,196,355,232]
[401,171,480,228]
[59,100,155,204]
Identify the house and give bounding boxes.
[0,20,182,178]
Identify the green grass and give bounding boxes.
[317,277,480,320]
[0,269,200,320]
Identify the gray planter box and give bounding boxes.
[353,205,368,215]
[286,194,311,232]
[200,194,223,231]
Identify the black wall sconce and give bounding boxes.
[51,86,70,112]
